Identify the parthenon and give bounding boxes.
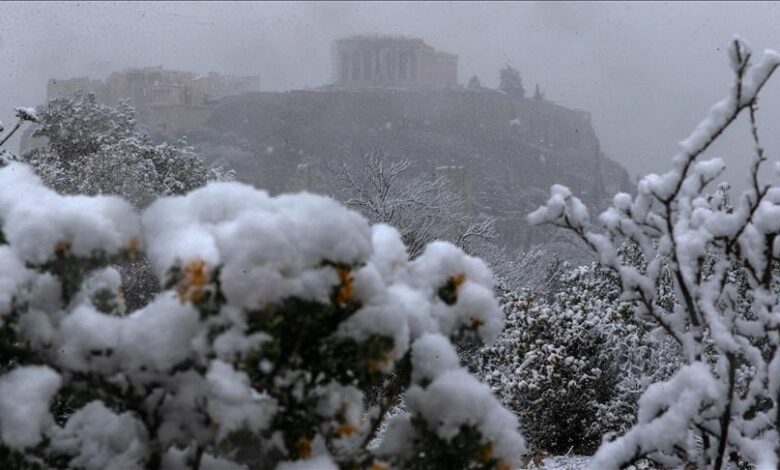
[332,35,458,89]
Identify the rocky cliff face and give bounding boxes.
[184,88,631,250]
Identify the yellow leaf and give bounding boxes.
[481,443,493,462]
[54,240,71,255]
[177,258,209,304]
[337,422,358,438]
[336,266,354,305]
[297,436,312,459]
[452,272,466,288]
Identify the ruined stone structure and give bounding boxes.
[48,67,260,108]
[332,35,458,89]
[46,67,260,133]
[435,165,474,217]
[45,77,110,104]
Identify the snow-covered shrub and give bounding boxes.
[24,92,230,208]
[480,262,679,455]
[530,37,780,468]
[0,162,524,469]
[482,286,618,454]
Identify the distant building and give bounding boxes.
[45,67,261,133]
[48,67,260,108]
[332,35,458,89]
[46,77,110,104]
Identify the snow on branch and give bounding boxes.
[530,37,780,469]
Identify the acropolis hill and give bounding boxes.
[25,35,631,250]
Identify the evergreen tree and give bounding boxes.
[480,262,679,454]
[499,65,525,99]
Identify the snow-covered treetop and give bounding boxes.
[13,107,39,123]
[33,93,135,160]
[24,93,229,208]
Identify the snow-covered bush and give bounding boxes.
[0,162,524,469]
[530,37,780,468]
[24,92,230,208]
[480,263,680,455]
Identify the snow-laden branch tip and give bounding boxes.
[14,107,39,123]
[529,37,780,469]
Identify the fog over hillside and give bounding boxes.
[2,2,780,186]
[2,3,780,469]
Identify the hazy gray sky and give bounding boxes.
[2,1,780,187]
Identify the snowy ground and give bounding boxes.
[525,456,663,469]
[524,456,590,469]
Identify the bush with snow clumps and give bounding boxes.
[0,161,524,469]
[480,262,681,455]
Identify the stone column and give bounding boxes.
[352,51,360,81]
[410,52,418,84]
[389,49,396,81]
[377,48,385,84]
[374,47,381,82]
[340,51,349,82]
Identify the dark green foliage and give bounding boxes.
[437,276,461,305]
[481,263,639,454]
[0,445,44,470]
[163,259,401,464]
[217,428,282,470]
[241,295,395,461]
[0,311,40,373]
[499,65,525,99]
[386,418,505,470]
[36,247,122,305]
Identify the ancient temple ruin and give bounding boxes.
[332,35,458,89]
[47,67,260,108]
[45,67,261,132]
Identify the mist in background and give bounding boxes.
[2,1,779,188]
